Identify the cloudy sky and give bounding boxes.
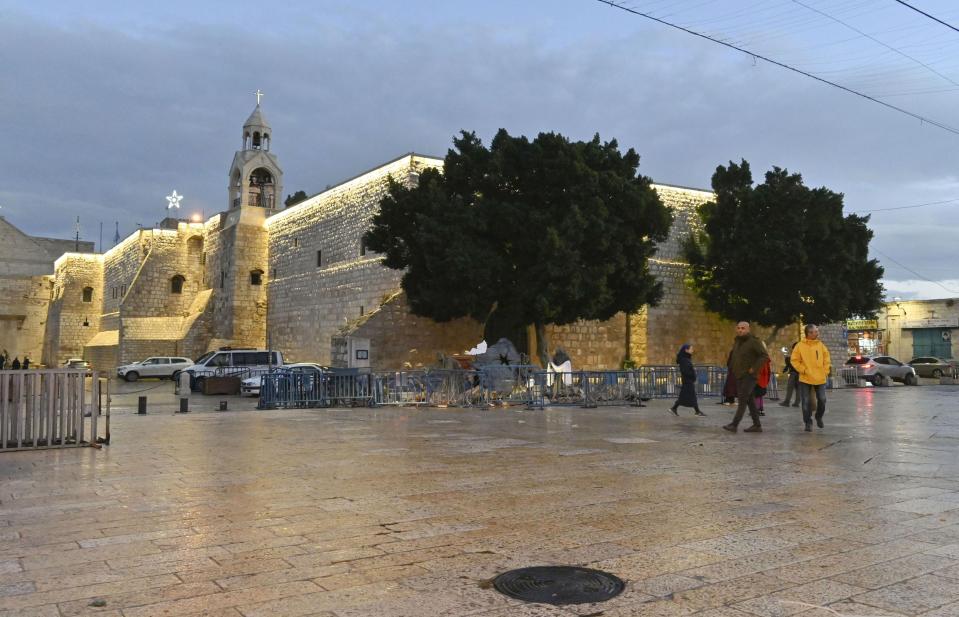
[2,0,958,299]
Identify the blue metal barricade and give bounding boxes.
[260,365,728,410]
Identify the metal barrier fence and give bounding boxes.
[258,369,375,409]
[1,370,108,452]
[257,365,734,410]
[834,366,862,388]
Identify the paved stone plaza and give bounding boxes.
[2,385,959,616]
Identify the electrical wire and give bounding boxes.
[891,0,959,35]
[594,0,959,137]
[791,0,959,87]
[875,250,959,294]
[852,197,959,213]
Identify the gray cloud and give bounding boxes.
[1,3,957,292]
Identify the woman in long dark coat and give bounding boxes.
[670,344,706,416]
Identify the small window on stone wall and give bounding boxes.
[316,250,322,267]
[171,275,185,294]
[82,287,93,303]
[250,269,263,285]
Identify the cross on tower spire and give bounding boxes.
[255,89,264,105]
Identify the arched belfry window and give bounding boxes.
[263,133,270,150]
[82,287,93,303]
[248,168,275,208]
[252,131,262,149]
[171,275,185,294]
[250,269,263,286]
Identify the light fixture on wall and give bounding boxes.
[82,316,89,327]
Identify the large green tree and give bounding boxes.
[364,129,673,365]
[684,160,884,341]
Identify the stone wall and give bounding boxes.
[266,154,441,364]
[103,232,147,316]
[0,217,93,365]
[0,275,52,364]
[546,314,629,370]
[42,254,103,366]
[343,292,483,370]
[203,208,269,350]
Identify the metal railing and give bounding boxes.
[258,369,375,409]
[1,370,109,452]
[257,365,733,410]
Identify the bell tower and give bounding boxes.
[227,91,283,211]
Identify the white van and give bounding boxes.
[117,357,193,381]
[183,348,283,390]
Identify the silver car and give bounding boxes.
[907,356,956,379]
[846,355,918,386]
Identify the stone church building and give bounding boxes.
[6,103,841,371]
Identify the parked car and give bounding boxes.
[183,348,283,391]
[846,355,919,386]
[240,363,325,397]
[117,357,193,382]
[907,356,956,378]
[63,358,90,369]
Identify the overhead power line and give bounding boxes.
[891,0,959,35]
[594,0,959,137]
[791,0,959,88]
[875,250,959,294]
[853,197,959,214]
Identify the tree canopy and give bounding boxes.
[684,160,884,338]
[364,129,673,363]
[284,190,308,208]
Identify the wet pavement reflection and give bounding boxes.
[1,385,959,615]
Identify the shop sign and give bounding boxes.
[902,317,959,329]
[846,319,878,330]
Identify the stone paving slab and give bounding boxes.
[2,386,959,615]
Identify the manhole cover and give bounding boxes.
[492,566,625,605]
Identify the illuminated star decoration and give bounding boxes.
[166,190,183,210]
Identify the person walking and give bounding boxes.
[791,324,831,432]
[22,356,30,370]
[779,342,801,407]
[10,357,20,370]
[723,322,769,433]
[669,343,706,417]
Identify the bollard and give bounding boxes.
[179,398,189,413]
[137,396,147,415]
[219,400,228,411]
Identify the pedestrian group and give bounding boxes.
[671,321,832,433]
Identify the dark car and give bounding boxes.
[846,355,919,386]
[907,356,956,378]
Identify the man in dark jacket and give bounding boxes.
[779,342,801,407]
[723,322,769,433]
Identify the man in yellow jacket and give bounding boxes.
[790,324,831,432]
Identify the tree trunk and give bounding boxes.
[535,322,549,367]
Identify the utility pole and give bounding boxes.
[74,217,80,251]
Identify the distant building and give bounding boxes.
[845,298,958,360]
[0,216,93,361]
